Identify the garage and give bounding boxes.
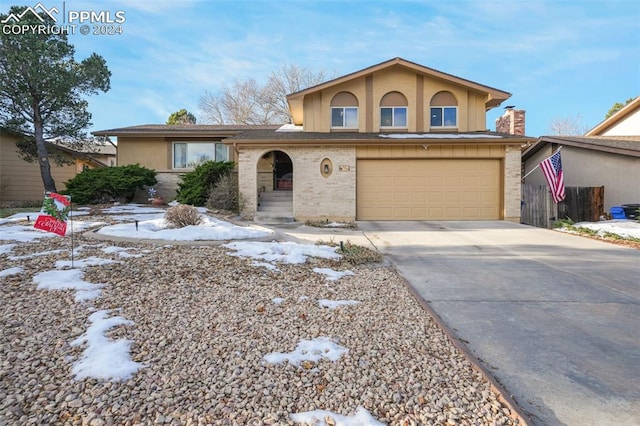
[356,159,501,220]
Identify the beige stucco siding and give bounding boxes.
[301,65,489,133]
[0,135,77,202]
[117,137,170,171]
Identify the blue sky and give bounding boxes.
[13,0,640,137]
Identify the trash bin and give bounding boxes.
[610,206,626,219]
[621,204,640,220]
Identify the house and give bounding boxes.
[522,96,640,213]
[0,130,117,203]
[95,58,534,222]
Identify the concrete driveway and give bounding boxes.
[358,221,640,426]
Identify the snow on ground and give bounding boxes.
[70,310,144,381]
[8,248,67,260]
[225,241,341,265]
[313,267,354,281]
[0,209,88,226]
[0,224,58,242]
[318,299,361,309]
[99,204,166,215]
[55,256,120,269]
[290,406,385,426]
[569,220,640,239]
[263,337,348,366]
[101,246,143,258]
[32,269,104,302]
[0,266,24,277]
[97,215,272,241]
[0,244,16,255]
[272,297,286,305]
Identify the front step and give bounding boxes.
[256,190,293,223]
[254,211,295,224]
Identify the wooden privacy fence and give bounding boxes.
[521,185,605,228]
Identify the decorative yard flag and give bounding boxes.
[34,192,71,236]
[539,150,565,204]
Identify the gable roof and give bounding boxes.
[585,96,640,136]
[286,57,511,109]
[523,135,640,160]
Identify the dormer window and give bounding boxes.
[430,91,458,128]
[380,91,408,128]
[331,92,359,129]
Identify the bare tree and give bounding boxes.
[199,64,333,125]
[547,114,590,136]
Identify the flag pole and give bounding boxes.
[522,146,563,180]
[70,196,74,269]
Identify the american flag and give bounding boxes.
[540,150,565,204]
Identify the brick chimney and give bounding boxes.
[496,106,525,135]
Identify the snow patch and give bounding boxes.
[0,266,24,277]
[70,310,143,381]
[313,267,355,281]
[290,406,385,425]
[318,299,361,309]
[33,269,104,302]
[226,241,340,265]
[264,337,348,366]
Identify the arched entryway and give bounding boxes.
[256,150,293,221]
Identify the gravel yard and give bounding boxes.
[1,211,521,425]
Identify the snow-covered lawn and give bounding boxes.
[0,203,387,424]
[563,219,640,240]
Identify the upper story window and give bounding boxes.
[430,91,458,128]
[330,92,359,128]
[173,141,228,169]
[380,91,408,128]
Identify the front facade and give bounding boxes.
[96,58,532,222]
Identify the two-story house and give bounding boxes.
[95,58,532,222]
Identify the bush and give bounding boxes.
[164,204,203,228]
[63,164,156,204]
[207,173,242,213]
[176,161,235,206]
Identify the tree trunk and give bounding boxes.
[33,110,57,193]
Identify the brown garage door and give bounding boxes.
[357,159,501,220]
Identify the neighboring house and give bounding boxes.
[0,131,116,202]
[95,57,533,222]
[522,96,640,212]
[585,96,640,137]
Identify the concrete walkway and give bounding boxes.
[357,221,640,426]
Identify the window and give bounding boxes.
[381,107,408,127]
[430,107,457,127]
[430,91,458,128]
[172,142,228,169]
[331,107,358,128]
[380,91,408,128]
[330,92,359,129]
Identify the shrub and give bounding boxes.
[63,164,157,204]
[164,204,203,228]
[207,173,243,213]
[176,161,235,206]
